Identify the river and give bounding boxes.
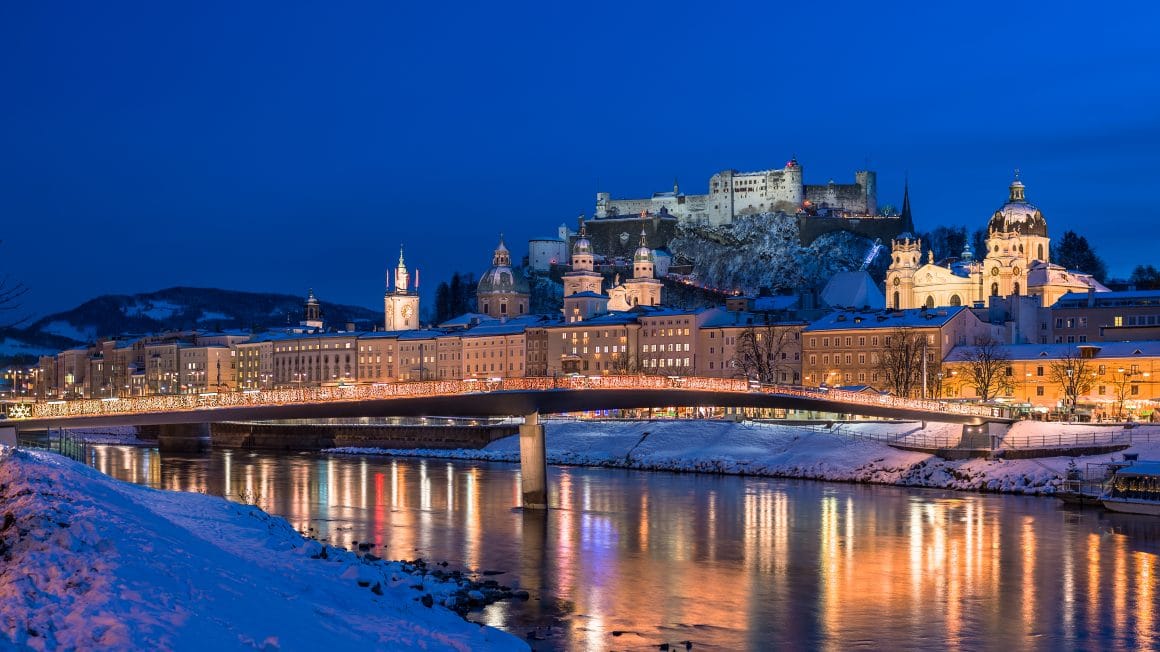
[86,444,1158,651]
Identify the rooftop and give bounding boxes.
[806,306,968,332]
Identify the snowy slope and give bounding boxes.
[0,448,526,651]
[329,420,1160,496]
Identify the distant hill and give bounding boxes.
[0,287,379,366]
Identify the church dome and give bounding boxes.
[988,177,1047,237]
[477,237,530,296]
[634,244,654,263]
[573,235,592,256]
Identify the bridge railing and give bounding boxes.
[17,375,998,422]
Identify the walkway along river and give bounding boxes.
[87,445,1157,650]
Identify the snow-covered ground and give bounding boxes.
[328,419,1160,496]
[0,447,527,651]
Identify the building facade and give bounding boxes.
[596,159,876,227]
[886,177,1106,310]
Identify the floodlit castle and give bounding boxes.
[885,175,1106,310]
[595,158,877,227]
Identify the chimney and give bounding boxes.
[1087,285,1096,308]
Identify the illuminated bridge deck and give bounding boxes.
[6,376,1011,430]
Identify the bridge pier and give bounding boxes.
[157,423,212,453]
[961,422,1010,450]
[519,412,548,509]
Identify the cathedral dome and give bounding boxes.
[573,235,592,256]
[988,177,1047,237]
[477,237,530,296]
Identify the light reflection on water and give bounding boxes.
[89,445,1159,651]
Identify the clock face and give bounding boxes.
[991,267,1000,276]
[402,305,414,319]
[893,277,901,286]
[1012,267,1021,276]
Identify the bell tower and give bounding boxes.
[384,245,420,331]
[885,237,922,309]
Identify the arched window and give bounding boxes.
[950,294,961,306]
[483,303,490,315]
[1013,282,1021,295]
[925,296,935,309]
[1038,244,1044,260]
[991,282,999,296]
[893,291,900,309]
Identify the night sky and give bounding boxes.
[3,1,1158,319]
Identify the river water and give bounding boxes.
[87,445,1158,651]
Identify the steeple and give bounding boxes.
[393,245,410,295]
[899,177,915,234]
[673,177,680,195]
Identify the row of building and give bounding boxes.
[6,173,1157,420]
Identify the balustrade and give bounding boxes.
[18,375,998,421]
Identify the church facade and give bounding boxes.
[885,177,1105,310]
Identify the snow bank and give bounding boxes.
[0,447,526,651]
[328,420,1160,496]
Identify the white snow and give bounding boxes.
[123,300,182,321]
[327,419,1160,496]
[39,320,96,343]
[199,311,231,322]
[0,447,527,651]
[0,338,58,357]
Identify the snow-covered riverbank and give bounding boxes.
[0,447,526,651]
[328,420,1160,496]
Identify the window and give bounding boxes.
[1132,385,1140,396]
[1036,386,1044,396]
[1036,366,1044,377]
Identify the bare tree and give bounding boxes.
[0,241,29,328]
[1108,366,1146,422]
[1049,347,1096,419]
[876,328,927,397]
[954,336,1013,401]
[731,325,799,384]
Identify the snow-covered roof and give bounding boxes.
[566,291,607,299]
[806,306,969,332]
[821,271,885,310]
[1053,289,1160,308]
[700,307,805,329]
[946,340,1160,362]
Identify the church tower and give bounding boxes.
[301,289,324,330]
[623,229,663,307]
[885,236,922,309]
[384,246,420,331]
[562,222,603,297]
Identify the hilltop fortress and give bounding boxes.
[596,158,877,228]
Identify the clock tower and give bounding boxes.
[384,246,420,331]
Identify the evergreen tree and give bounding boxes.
[1052,230,1107,281]
[434,281,451,324]
[1129,264,1160,289]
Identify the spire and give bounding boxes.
[397,244,406,268]
[899,177,915,234]
[673,176,679,194]
[639,228,648,248]
[1009,169,1025,202]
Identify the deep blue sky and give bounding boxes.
[3,1,1158,319]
